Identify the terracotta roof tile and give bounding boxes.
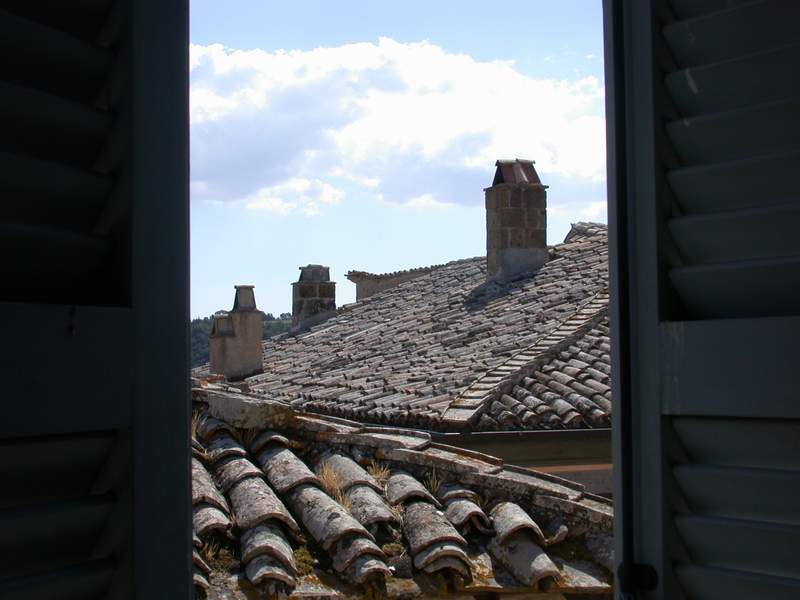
[190,391,613,598]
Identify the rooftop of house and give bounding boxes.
[195,222,610,433]
[191,384,613,599]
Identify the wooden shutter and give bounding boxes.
[606,1,800,598]
[0,2,190,599]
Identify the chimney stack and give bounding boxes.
[209,285,263,380]
[485,159,548,281]
[292,265,336,331]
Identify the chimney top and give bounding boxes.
[233,284,257,311]
[491,158,545,187]
[292,265,337,331]
[297,265,331,283]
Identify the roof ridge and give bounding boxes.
[192,382,612,525]
[563,222,608,243]
[441,289,610,428]
[346,256,483,281]
[347,224,609,281]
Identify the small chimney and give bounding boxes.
[292,265,336,331]
[486,159,548,281]
[209,285,263,380]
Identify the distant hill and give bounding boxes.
[191,311,292,367]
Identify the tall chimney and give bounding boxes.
[485,158,548,281]
[209,285,263,380]
[292,265,336,331]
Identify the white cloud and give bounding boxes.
[190,38,606,213]
[397,194,457,210]
[550,200,607,221]
[245,178,343,216]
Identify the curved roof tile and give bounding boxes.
[190,390,613,598]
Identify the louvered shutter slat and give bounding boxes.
[672,417,800,468]
[673,464,800,525]
[0,151,112,231]
[0,81,111,168]
[0,495,115,578]
[675,564,800,600]
[1,3,112,42]
[666,97,800,166]
[663,1,800,67]
[1,558,115,600]
[676,515,800,579]
[0,10,111,103]
[669,256,800,318]
[668,204,800,263]
[0,433,116,509]
[667,149,800,214]
[669,0,752,20]
[665,43,800,117]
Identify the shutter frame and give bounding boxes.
[607,1,800,598]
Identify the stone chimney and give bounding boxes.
[292,265,336,330]
[209,285,263,380]
[486,159,548,281]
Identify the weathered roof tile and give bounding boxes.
[443,498,492,535]
[245,554,296,589]
[488,532,560,587]
[258,446,321,494]
[386,471,440,507]
[316,453,381,492]
[191,457,230,513]
[285,484,374,553]
[332,536,383,573]
[403,501,467,555]
[228,476,301,535]
[491,501,546,545]
[190,404,613,599]
[240,523,296,571]
[214,455,263,493]
[193,504,230,537]
[346,485,398,527]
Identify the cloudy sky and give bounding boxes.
[190,0,606,318]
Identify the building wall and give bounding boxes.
[349,270,433,301]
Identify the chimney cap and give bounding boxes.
[297,264,331,283]
[492,158,542,186]
[233,284,257,311]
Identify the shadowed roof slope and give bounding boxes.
[197,223,609,431]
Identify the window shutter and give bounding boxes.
[606,1,800,598]
[0,2,189,599]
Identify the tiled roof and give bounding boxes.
[191,384,613,599]
[197,222,610,432]
[346,263,443,281]
[478,312,611,431]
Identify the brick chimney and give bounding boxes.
[292,265,336,331]
[485,159,548,281]
[209,285,263,380]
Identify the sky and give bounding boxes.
[190,0,607,318]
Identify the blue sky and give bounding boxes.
[190,0,606,318]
